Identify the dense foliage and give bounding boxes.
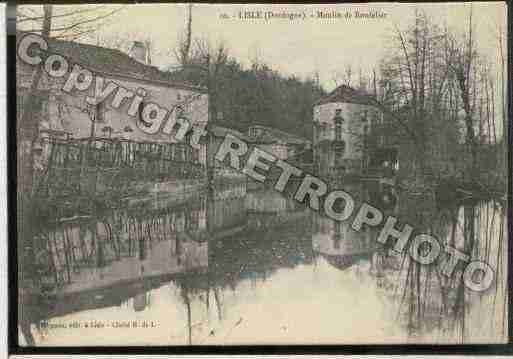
[168,58,326,139]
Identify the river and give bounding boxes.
[19,181,507,345]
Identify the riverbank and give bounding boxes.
[397,176,507,204]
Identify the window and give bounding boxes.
[176,106,185,119]
[175,145,183,161]
[333,109,344,141]
[192,148,199,162]
[334,221,343,248]
[317,123,326,140]
[334,141,345,167]
[335,122,343,141]
[95,102,105,123]
[336,149,345,167]
[250,127,262,137]
[333,234,341,249]
[138,102,152,128]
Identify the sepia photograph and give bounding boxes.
[13,2,508,348]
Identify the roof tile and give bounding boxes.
[315,84,376,106]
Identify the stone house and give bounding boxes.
[16,32,209,193]
[247,124,311,161]
[313,84,398,178]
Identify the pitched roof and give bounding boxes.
[207,124,249,141]
[248,125,310,145]
[318,252,371,271]
[315,84,377,106]
[17,31,205,92]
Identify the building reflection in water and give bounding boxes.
[20,184,507,346]
[312,213,377,271]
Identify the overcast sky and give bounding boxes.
[19,2,506,92]
[84,2,507,91]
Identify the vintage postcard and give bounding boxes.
[14,2,508,347]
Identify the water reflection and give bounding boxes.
[21,183,507,345]
[391,198,508,343]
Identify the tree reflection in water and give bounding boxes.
[19,184,507,345]
[387,192,507,343]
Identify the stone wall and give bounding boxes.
[17,58,209,164]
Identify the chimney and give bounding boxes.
[129,41,147,64]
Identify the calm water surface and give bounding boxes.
[21,182,507,345]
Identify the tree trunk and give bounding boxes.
[18,4,52,284]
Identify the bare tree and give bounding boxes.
[17,4,126,41]
[331,64,353,88]
[174,4,193,66]
[17,5,53,347]
[330,70,342,88]
[445,6,479,177]
[19,5,52,195]
[192,37,229,123]
[497,23,507,146]
[17,5,129,296]
[378,10,438,175]
[344,64,353,87]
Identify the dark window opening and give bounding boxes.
[176,105,185,119]
[192,148,199,162]
[96,102,105,123]
[361,110,368,122]
[138,102,152,128]
[335,123,343,141]
[334,141,345,167]
[334,222,343,249]
[333,109,344,141]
